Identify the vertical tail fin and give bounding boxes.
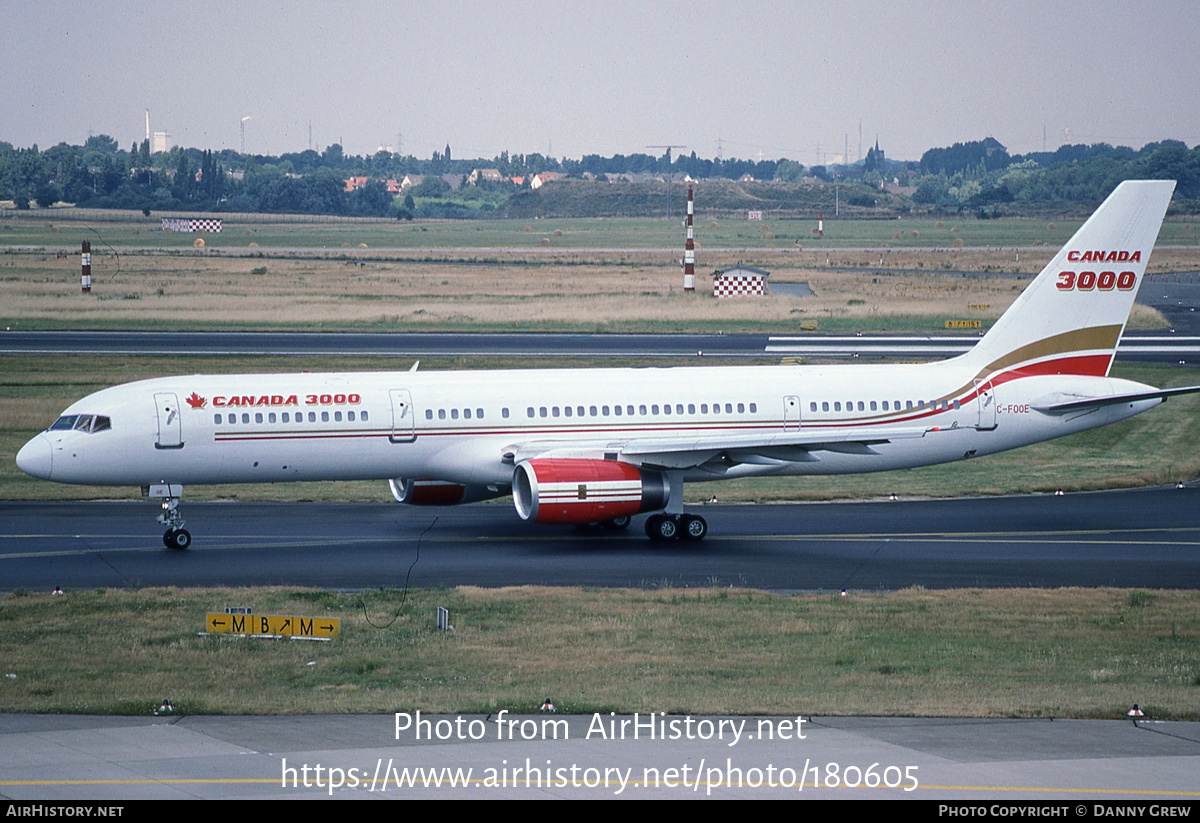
[961,180,1175,379]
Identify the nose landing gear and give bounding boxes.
[149,484,191,550]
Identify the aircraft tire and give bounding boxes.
[646,514,679,541]
[606,515,632,530]
[680,514,708,541]
[164,528,192,550]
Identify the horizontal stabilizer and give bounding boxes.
[1035,384,1200,414]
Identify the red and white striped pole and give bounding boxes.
[818,210,824,239]
[683,186,695,292]
[81,240,91,293]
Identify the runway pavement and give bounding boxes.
[3,487,1199,592]
[2,713,1197,799]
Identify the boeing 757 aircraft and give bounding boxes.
[16,180,1198,548]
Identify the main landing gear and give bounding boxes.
[150,485,191,550]
[645,513,708,542]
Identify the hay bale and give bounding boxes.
[193,238,205,248]
[1047,223,1056,231]
[244,229,253,236]
[541,237,551,246]
[552,229,563,237]
[523,225,532,232]
[358,243,367,248]
[911,230,920,238]
[341,242,351,248]
[709,221,719,229]
[893,232,902,240]
[248,242,259,248]
[764,232,774,240]
[951,226,961,234]
[953,238,964,248]
[935,221,944,229]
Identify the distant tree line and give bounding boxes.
[1,133,1196,218]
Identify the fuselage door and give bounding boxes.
[783,395,802,431]
[389,389,416,443]
[974,379,997,430]
[154,392,184,449]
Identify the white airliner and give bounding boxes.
[16,180,1199,548]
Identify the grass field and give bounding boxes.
[4,207,1200,250]
[1,585,1196,717]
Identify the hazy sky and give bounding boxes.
[3,1,1198,164]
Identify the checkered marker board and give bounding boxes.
[162,218,223,233]
[713,274,765,298]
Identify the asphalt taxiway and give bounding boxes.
[2,713,1197,799]
[3,487,1199,592]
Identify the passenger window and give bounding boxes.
[602,405,610,415]
[725,403,733,413]
[451,408,459,419]
[701,404,708,414]
[321,411,329,422]
[334,411,342,422]
[737,403,745,413]
[439,409,447,420]
[539,407,548,418]
[834,402,842,412]
[477,408,484,419]
[564,406,573,417]
[502,408,510,418]
[590,405,598,416]
[749,403,756,413]
[822,401,829,412]
[810,402,817,412]
[242,413,250,424]
[361,411,368,421]
[857,401,864,412]
[663,404,671,415]
[527,407,535,418]
[552,407,560,418]
[613,405,621,416]
[282,412,290,423]
[269,412,277,423]
[348,411,355,422]
[308,412,316,422]
[426,409,433,420]
[640,404,648,415]
[652,404,659,414]
[214,414,222,424]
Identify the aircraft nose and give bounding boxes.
[16,435,52,480]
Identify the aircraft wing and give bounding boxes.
[1033,385,1200,415]
[505,425,943,470]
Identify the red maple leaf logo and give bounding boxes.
[185,392,206,410]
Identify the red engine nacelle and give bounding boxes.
[512,459,669,524]
[389,478,505,506]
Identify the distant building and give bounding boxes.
[712,265,770,298]
[530,172,563,190]
[467,168,503,185]
[344,176,369,192]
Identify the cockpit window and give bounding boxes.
[48,414,111,433]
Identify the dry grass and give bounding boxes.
[0,246,1182,333]
[1,586,1196,717]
